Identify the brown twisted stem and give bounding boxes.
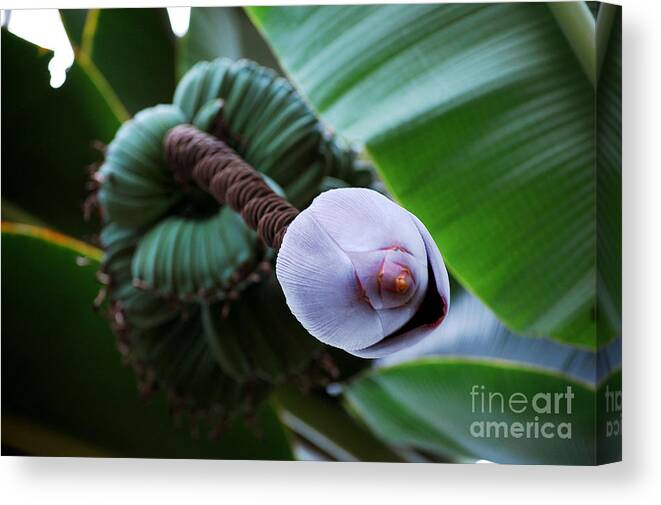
[164,124,299,249]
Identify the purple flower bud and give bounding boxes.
[276,188,450,358]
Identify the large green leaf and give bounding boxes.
[1,29,120,238]
[1,223,293,460]
[596,6,621,346]
[346,285,620,464]
[61,8,176,114]
[345,358,599,465]
[177,7,280,75]
[177,7,281,77]
[248,4,611,349]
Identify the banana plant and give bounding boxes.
[1,3,620,464]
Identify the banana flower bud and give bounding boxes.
[276,188,450,358]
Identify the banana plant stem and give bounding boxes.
[164,123,298,249]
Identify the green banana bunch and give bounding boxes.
[94,58,372,432]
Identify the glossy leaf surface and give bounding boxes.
[346,358,597,464]
[248,4,606,348]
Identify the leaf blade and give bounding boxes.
[1,29,120,238]
[61,8,177,114]
[345,358,597,464]
[1,224,294,460]
[178,7,281,77]
[248,4,608,348]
